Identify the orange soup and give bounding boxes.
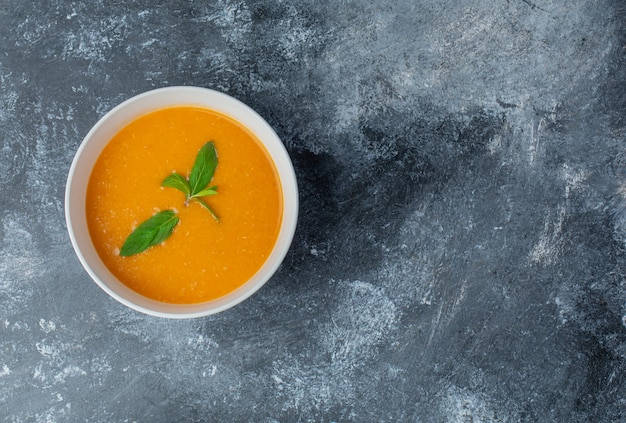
[86,106,283,304]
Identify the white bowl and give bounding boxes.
[65,86,298,318]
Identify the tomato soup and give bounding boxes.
[86,106,283,304]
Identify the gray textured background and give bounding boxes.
[1,0,625,421]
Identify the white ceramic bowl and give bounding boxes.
[65,86,298,318]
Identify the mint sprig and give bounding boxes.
[162,141,220,221]
[120,210,179,257]
[120,142,220,257]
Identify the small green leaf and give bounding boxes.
[120,210,179,257]
[162,173,191,196]
[193,197,219,222]
[189,142,218,196]
[191,186,218,198]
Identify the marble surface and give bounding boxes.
[1,0,625,421]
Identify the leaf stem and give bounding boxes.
[194,197,220,222]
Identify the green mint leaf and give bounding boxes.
[193,197,219,222]
[191,186,218,198]
[189,141,218,196]
[120,210,180,256]
[162,173,191,197]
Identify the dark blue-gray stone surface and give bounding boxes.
[1,0,625,421]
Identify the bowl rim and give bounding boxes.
[65,86,298,318]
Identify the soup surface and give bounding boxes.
[86,106,283,303]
